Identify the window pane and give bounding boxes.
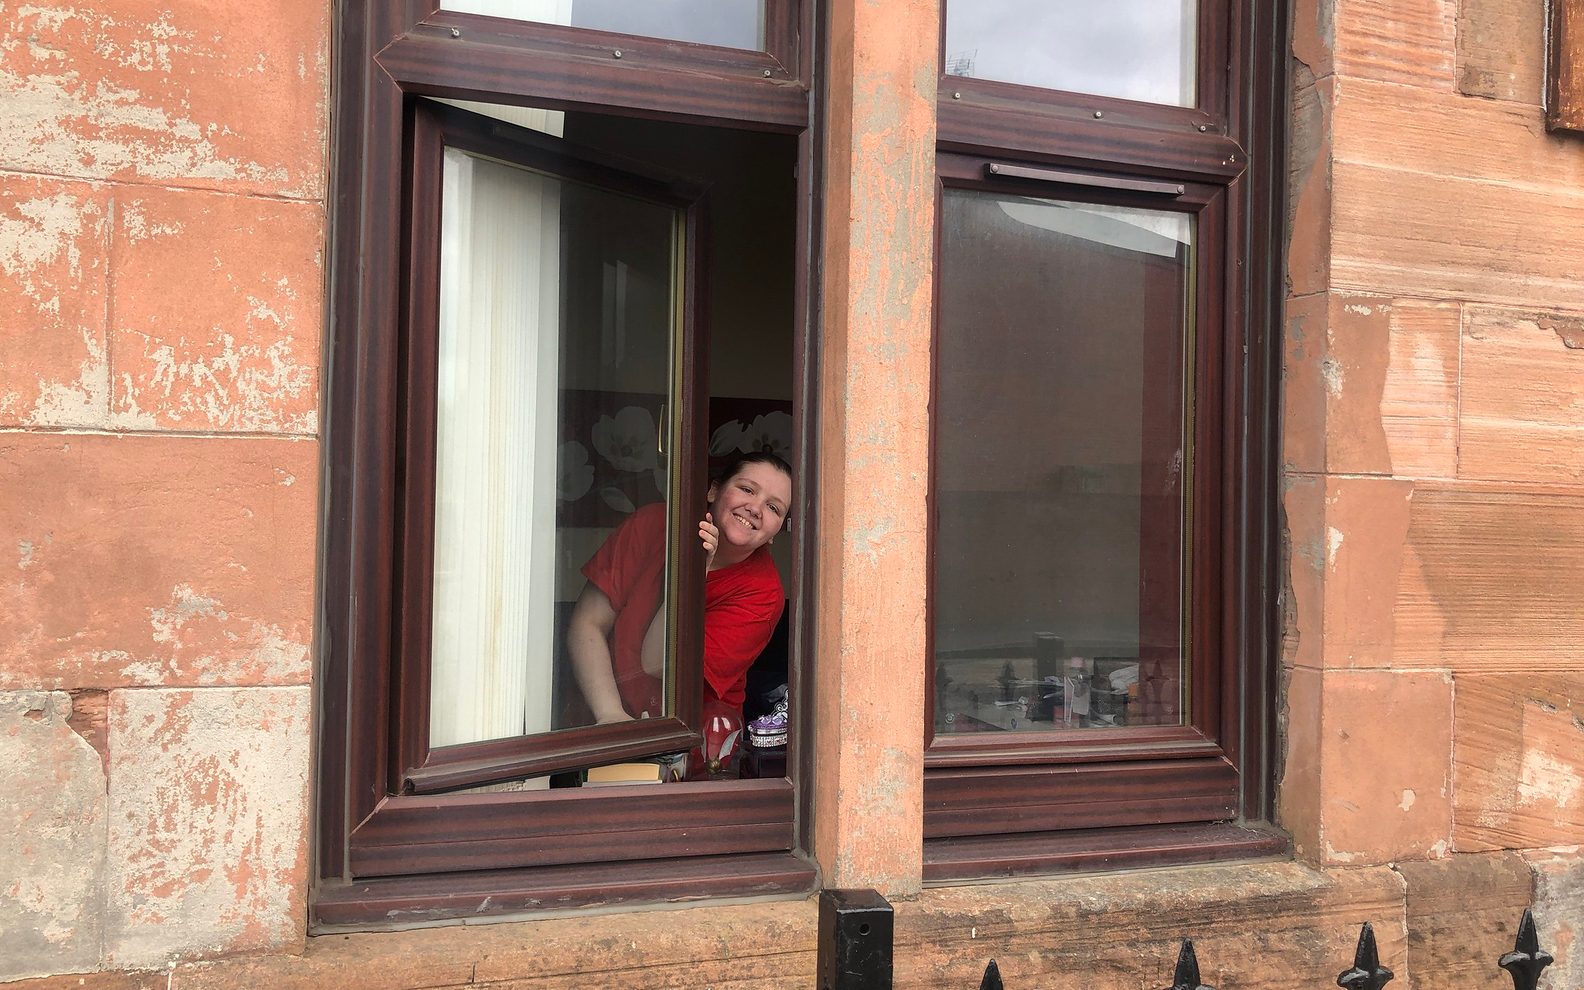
[439,0,767,52]
[944,0,1197,107]
[933,190,1193,736]
[428,146,682,749]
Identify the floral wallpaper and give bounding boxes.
[556,389,793,526]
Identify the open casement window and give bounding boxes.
[319,0,814,927]
[395,102,708,794]
[924,0,1287,877]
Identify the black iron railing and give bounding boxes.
[817,890,1555,990]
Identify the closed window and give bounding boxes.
[926,0,1286,877]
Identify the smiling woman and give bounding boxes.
[568,451,791,777]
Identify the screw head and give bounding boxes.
[989,164,1000,173]
[952,91,962,99]
[612,48,622,58]
[1198,123,1208,132]
[1093,110,1104,118]
[449,26,460,37]
[763,68,772,77]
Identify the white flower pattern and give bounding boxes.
[557,441,594,502]
[737,411,792,460]
[709,420,747,456]
[592,405,659,472]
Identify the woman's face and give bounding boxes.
[708,461,792,554]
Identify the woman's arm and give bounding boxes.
[567,583,634,723]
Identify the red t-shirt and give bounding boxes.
[581,502,784,719]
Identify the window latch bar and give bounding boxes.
[985,162,1186,197]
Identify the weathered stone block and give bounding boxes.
[1316,669,1453,865]
[1283,473,1327,670]
[1524,849,1584,990]
[0,432,318,689]
[108,187,322,433]
[1283,475,1414,670]
[1380,301,1460,480]
[1279,665,1325,860]
[1283,293,1458,478]
[166,897,817,988]
[1334,0,1456,87]
[1332,162,1584,311]
[1284,293,1331,474]
[0,971,163,990]
[105,686,310,968]
[0,175,110,428]
[892,863,1405,990]
[1460,307,1584,486]
[1292,0,1337,81]
[1288,76,1335,297]
[1393,484,1584,673]
[1323,478,1415,668]
[1399,852,1533,990]
[1456,0,1545,103]
[1455,676,1584,851]
[0,0,327,197]
[161,863,1405,990]
[1331,77,1584,200]
[0,691,108,982]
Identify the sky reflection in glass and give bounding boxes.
[945,0,1197,108]
[443,0,765,51]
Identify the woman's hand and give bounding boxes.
[699,511,719,570]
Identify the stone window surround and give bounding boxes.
[314,0,1288,927]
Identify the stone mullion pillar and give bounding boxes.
[811,0,938,895]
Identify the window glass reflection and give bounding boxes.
[945,0,1197,107]
[440,0,766,52]
[428,146,682,751]
[933,190,1194,735]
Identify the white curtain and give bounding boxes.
[425,0,571,758]
[428,146,563,750]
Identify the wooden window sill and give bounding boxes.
[313,850,817,930]
[924,821,1289,883]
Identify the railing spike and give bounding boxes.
[1337,922,1395,990]
[979,958,1004,990]
[1498,909,1554,990]
[1169,938,1214,990]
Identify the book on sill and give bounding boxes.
[585,762,664,786]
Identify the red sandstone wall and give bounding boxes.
[1,0,1581,984]
[0,0,328,978]
[1280,0,1584,974]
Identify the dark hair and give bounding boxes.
[711,451,793,531]
[711,450,792,486]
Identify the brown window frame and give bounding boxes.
[923,0,1290,879]
[316,0,819,928]
[394,102,712,795]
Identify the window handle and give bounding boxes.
[985,162,1186,197]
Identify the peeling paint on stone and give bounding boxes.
[1319,354,1344,397]
[0,0,328,197]
[0,690,108,982]
[1549,321,1584,350]
[106,187,322,433]
[1,432,318,690]
[0,177,111,428]
[105,686,310,968]
[1517,749,1581,809]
